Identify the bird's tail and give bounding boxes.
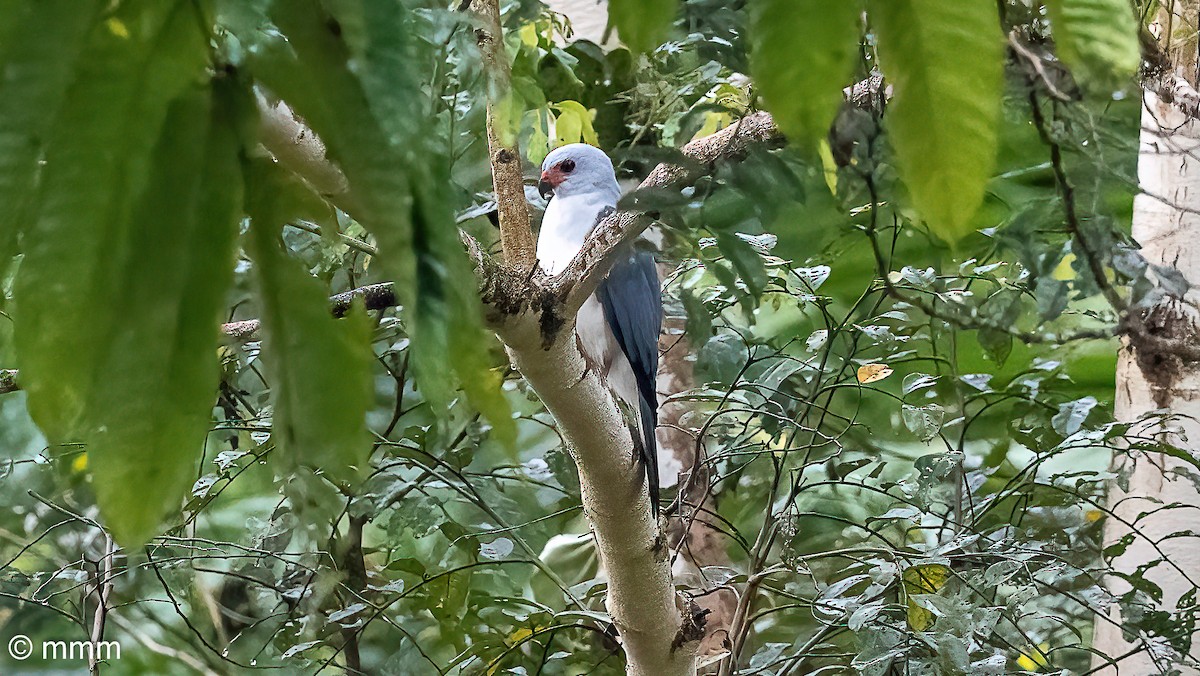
[638,396,659,519]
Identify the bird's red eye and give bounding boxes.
[560,159,576,173]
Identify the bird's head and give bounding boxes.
[538,143,619,201]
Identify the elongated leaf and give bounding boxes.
[608,0,676,53]
[0,1,104,285]
[88,88,243,546]
[873,0,1003,242]
[14,3,242,545]
[1046,0,1140,90]
[247,163,373,483]
[410,166,516,446]
[16,2,210,436]
[235,0,513,441]
[751,0,861,146]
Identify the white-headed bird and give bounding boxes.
[536,143,662,517]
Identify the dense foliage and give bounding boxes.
[0,0,1191,674]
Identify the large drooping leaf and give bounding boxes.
[14,3,243,546]
[1046,0,1140,90]
[607,0,676,53]
[750,0,861,147]
[247,162,374,483]
[0,1,103,286]
[873,0,1004,243]
[232,0,513,441]
[410,165,516,446]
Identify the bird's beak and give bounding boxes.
[538,170,558,200]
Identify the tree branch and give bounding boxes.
[470,0,535,270]
[547,111,783,322]
[0,284,401,394]
[256,90,355,212]
[474,111,783,676]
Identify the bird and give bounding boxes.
[536,143,662,518]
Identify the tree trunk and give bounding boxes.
[498,309,700,676]
[1096,7,1200,670]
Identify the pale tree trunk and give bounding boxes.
[248,1,784,668]
[1095,5,1200,672]
[543,0,737,665]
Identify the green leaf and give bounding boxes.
[607,0,676,53]
[237,0,513,442]
[750,0,861,147]
[901,403,945,442]
[0,0,103,283]
[13,3,238,546]
[1051,396,1098,436]
[1046,0,1140,90]
[408,167,516,448]
[717,233,769,296]
[246,162,374,483]
[873,0,1003,243]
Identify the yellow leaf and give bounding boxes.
[1053,253,1076,281]
[1016,643,1050,671]
[551,101,597,147]
[902,563,950,630]
[1085,509,1103,523]
[691,111,733,142]
[856,363,893,384]
[72,452,88,473]
[819,139,839,196]
[508,626,534,644]
[519,22,539,48]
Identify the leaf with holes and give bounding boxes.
[902,404,945,442]
[857,364,894,384]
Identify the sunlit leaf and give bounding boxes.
[1046,0,1140,90]
[856,363,893,384]
[552,100,599,147]
[607,0,676,53]
[1016,643,1051,671]
[246,162,373,483]
[14,3,239,546]
[750,0,861,147]
[902,563,950,630]
[873,0,1003,242]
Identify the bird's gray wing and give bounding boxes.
[596,212,662,515]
